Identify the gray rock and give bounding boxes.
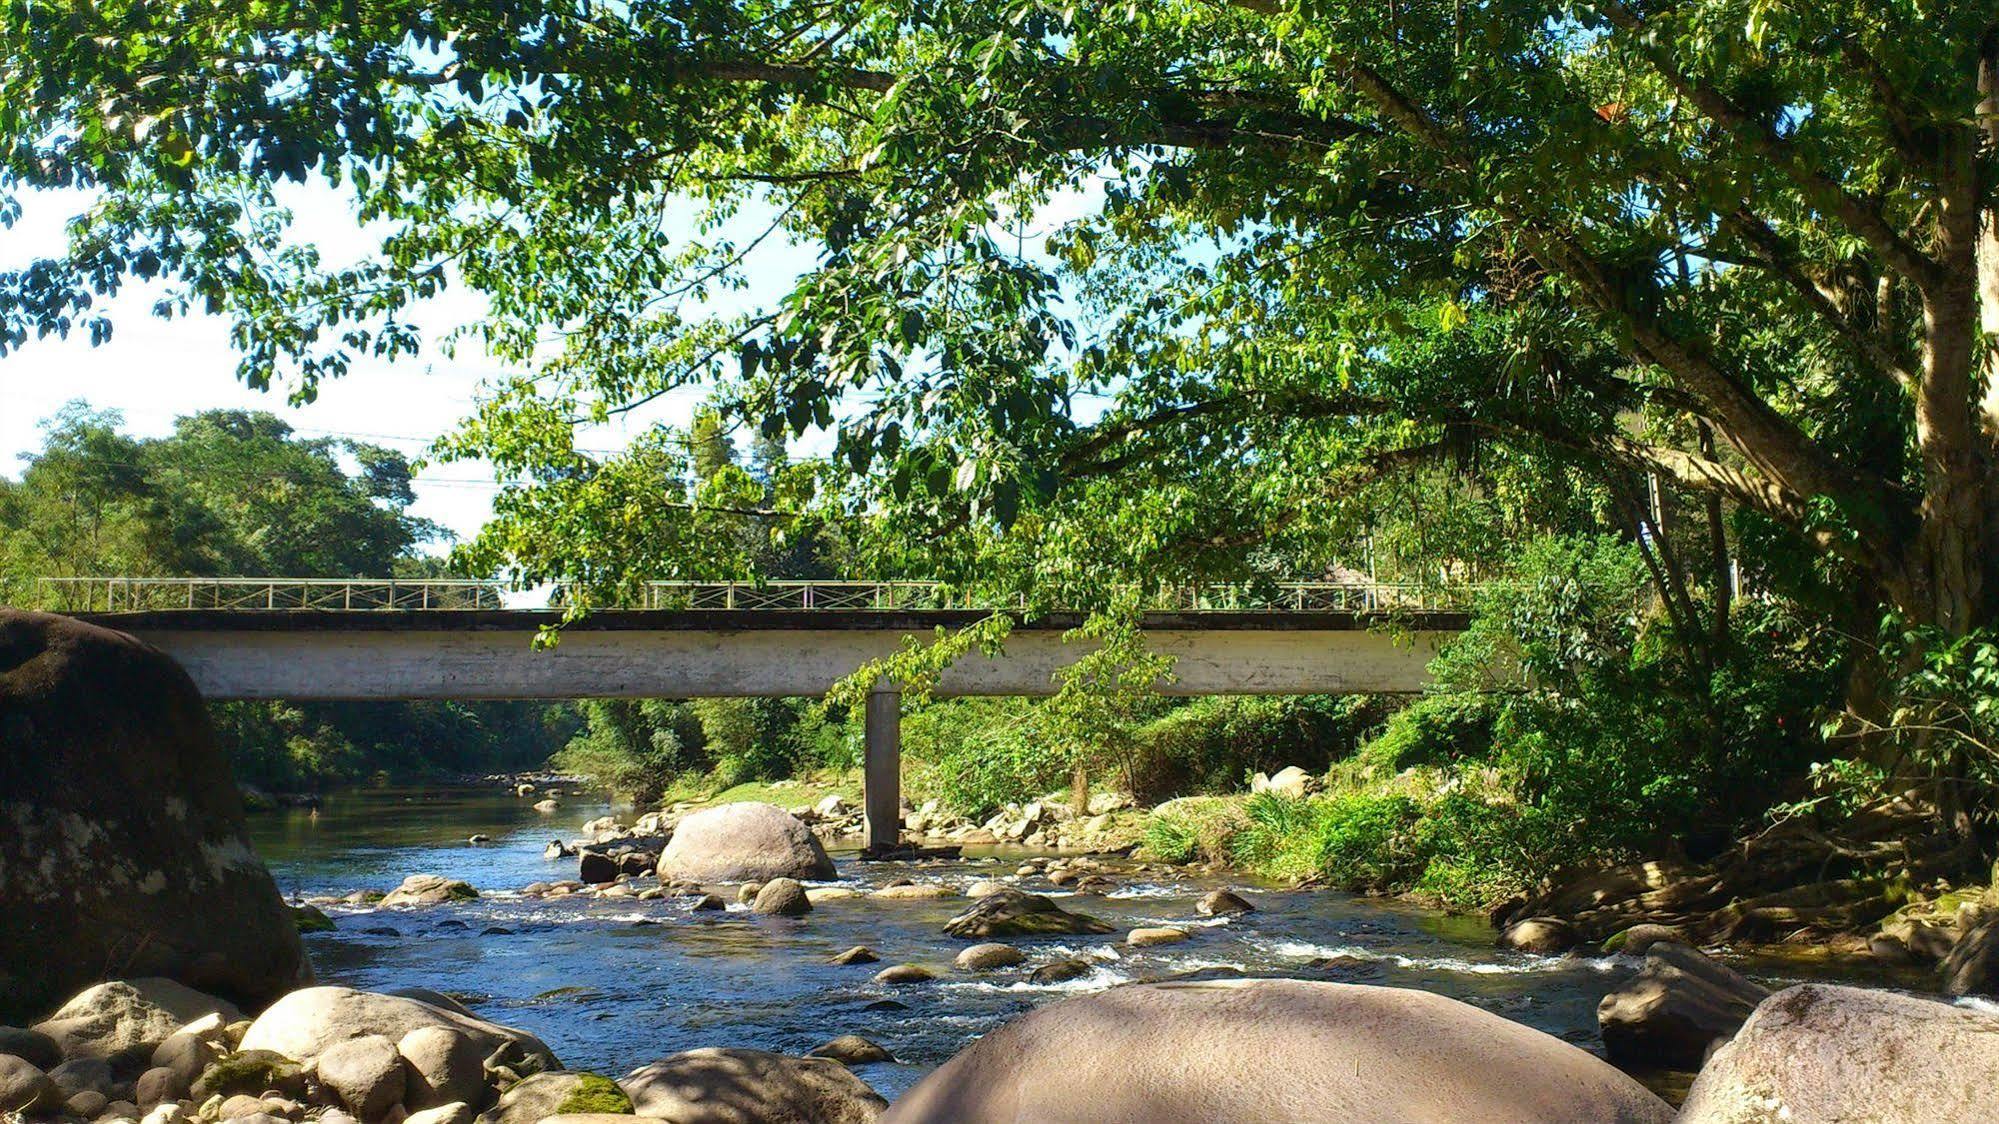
[240,987,554,1072]
[831,947,880,965]
[809,1035,894,1065]
[619,1048,885,1123]
[477,1072,625,1124]
[656,803,838,883]
[1499,916,1580,954]
[1027,959,1093,985]
[1597,942,1770,1071]
[1196,889,1255,916]
[690,894,726,911]
[1942,917,1999,996]
[871,964,934,985]
[941,890,1113,940]
[32,979,241,1072]
[66,1088,109,1117]
[0,1027,59,1070]
[954,943,1026,971]
[150,1029,219,1088]
[1679,983,1999,1123]
[315,1034,407,1119]
[0,1054,65,1114]
[380,875,478,908]
[0,611,309,1018]
[134,1065,183,1106]
[752,878,813,916]
[397,1025,488,1111]
[880,980,1671,1123]
[48,1055,115,1097]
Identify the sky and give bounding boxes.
[0,184,815,548]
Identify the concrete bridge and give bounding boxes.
[36,578,1473,854]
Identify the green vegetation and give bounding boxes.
[12,2,1999,928]
[555,1074,635,1116]
[0,405,575,791]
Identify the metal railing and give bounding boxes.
[25,576,1486,615]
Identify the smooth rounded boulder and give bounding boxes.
[0,611,308,1019]
[656,803,837,883]
[620,1047,886,1123]
[881,980,1673,1124]
[239,987,557,1071]
[315,1034,407,1119]
[1678,983,1999,1123]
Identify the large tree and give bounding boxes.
[3,2,1993,625]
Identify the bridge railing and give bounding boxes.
[25,577,1487,614]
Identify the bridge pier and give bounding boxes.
[862,679,901,856]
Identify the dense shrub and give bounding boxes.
[1124,695,1387,804]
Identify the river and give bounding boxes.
[247,786,1904,1102]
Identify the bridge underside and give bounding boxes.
[85,608,1460,854]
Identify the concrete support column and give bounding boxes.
[863,678,902,856]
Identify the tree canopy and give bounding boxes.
[4,2,1995,625]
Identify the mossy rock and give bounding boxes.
[292,904,336,933]
[192,1049,303,1098]
[554,1073,634,1114]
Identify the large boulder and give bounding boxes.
[1597,942,1769,1071]
[656,803,836,883]
[315,1035,408,1120]
[240,987,557,1071]
[1942,917,1999,996]
[398,1025,491,1110]
[880,980,1673,1124]
[941,890,1114,939]
[1678,983,1999,1122]
[0,611,309,1018]
[620,1047,885,1124]
[31,979,241,1072]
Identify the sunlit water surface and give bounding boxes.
[250,786,1906,1101]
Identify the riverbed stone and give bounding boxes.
[189,1049,303,1100]
[49,1056,115,1097]
[380,876,479,908]
[0,1027,58,1070]
[882,980,1672,1123]
[872,964,934,985]
[1499,916,1581,954]
[0,1054,65,1114]
[831,946,880,965]
[315,1035,407,1119]
[33,980,241,1072]
[402,1103,473,1124]
[67,1088,109,1117]
[807,886,864,903]
[150,1029,220,1090]
[1196,889,1255,916]
[135,1065,183,1106]
[752,878,812,916]
[809,1035,894,1066]
[619,1047,886,1123]
[240,987,556,1072]
[1597,942,1769,1071]
[1678,983,1999,1122]
[1604,923,1690,956]
[396,1025,487,1111]
[872,882,955,900]
[476,1072,624,1124]
[656,803,838,883]
[941,890,1114,939]
[140,1102,188,1124]
[1127,926,1189,947]
[1027,959,1093,985]
[954,943,1025,971]
[690,894,726,911]
[1941,916,1999,996]
[0,612,311,1021]
[576,852,618,885]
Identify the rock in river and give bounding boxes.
[872,964,935,985]
[1499,916,1580,954]
[1679,983,1999,1123]
[620,1047,886,1124]
[381,875,479,907]
[882,980,1672,1123]
[1127,926,1189,947]
[955,943,1026,971]
[239,986,557,1073]
[752,877,813,916]
[656,802,837,883]
[810,1035,895,1065]
[0,610,309,1019]
[1597,942,1769,1071]
[941,890,1114,939]
[1196,889,1255,916]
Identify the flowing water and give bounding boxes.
[248,786,1906,1102]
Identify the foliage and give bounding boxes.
[555,1075,634,1116]
[1127,694,1386,804]
[1141,797,1249,865]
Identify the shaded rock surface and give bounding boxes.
[1597,942,1769,1071]
[0,610,308,1018]
[656,803,837,883]
[620,1047,885,1124]
[1678,983,1999,1123]
[32,979,240,1072]
[881,980,1672,1124]
[940,890,1114,939]
[1942,917,1999,996]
